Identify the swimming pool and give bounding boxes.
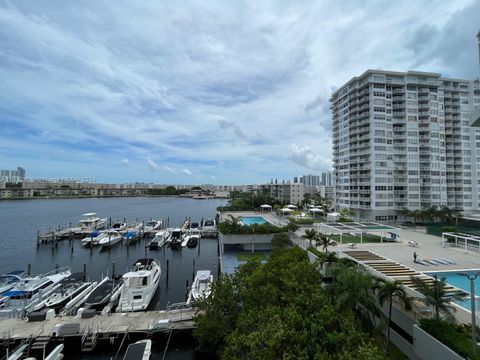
[239,216,268,225]
[428,271,480,310]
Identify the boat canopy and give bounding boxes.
[197,270,211,281]
[82,213,97,217]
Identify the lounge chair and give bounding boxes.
[408,241,420,247]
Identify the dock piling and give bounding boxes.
[166,260,169,285]
[27,263,31,276]
[36,230,40,248]
[112,261,116,278]
[192,258,196,281]
[83,263,87,281]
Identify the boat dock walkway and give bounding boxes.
[0,307,196,343]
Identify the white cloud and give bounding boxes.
[210,175,216,179]
[181,168,192,176]
[288,143,331,171]
[147,157,159,172]
[120,158,129,166]
[0,1,478,183]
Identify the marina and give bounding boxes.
[0,197,226,359]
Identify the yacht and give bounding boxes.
[80,230,103,247]
[0,270,23,295]
[43,273,91,313]
[117,259,161,312]
[78,213,108,230]
[144,220,162,232]
[169,228,183,249]
[147,230,170,250]
[122,340,152,360]
[98,230,123,249]
[0,267,71,319]
[187,270,213,304]
[84,276,123,312]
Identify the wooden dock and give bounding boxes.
[0,308,196,342]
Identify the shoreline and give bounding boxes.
[0,195,231,201]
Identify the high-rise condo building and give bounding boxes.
[470,31,480,127]
[331,70,480,221]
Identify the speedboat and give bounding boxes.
[201,218,217,237]
[0,267,71,319]
[122,339,151,360]
[0,270,23,295]
[81,230,103,247]
[181,230,200,248]
[169,228,183,249]
[144,220,162,232]
[190,222,200,230]
[147,230,170,250]
[98,230,123,249]
[187,270,213,304]
[111,222,128,233]
[78,213,107,230]
[117,259,161,312]
[43,273,92,313]
[84,276,123,312]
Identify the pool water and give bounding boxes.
[428,271,480,311]
[239,216,268,225]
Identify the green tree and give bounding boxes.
[410,275,466,321]
[340,208,355,221]
[375,279,412,353]
[303,228,318,247]
[271,233,290,249]
[329,264,384,328]
[194,248,384,359]
[317,232,336,256]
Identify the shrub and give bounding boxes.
[271,233,291,248]
[420,319,480,359]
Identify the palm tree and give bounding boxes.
[410,275,466,321]
[302,229,317,247]
[224,215,241,232]
[317,233,336,256]
[375,279,412,352]
[339,208,355,221]
[396,207,412,223]
[329,265,384,328]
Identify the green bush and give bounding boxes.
[218,221,296,235]
[271,233,291,248]
[420,319,480,359]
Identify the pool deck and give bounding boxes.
[330,228,480,272]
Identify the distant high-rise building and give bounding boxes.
[331,70,480,221]
[298,174,320,187]
[1,167,25,180]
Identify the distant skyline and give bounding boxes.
[1,1,479,184]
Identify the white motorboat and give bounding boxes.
[122,339,151,360]
[117,259,161,312]
[187,270,213,304]
[78,213,108,230]
[181,230,200,248]
[111,222,128,233]
[201,218,217,237]
[0,267,71,319]
[98,230,123,249]
[80,230,103,247]
[147,230,170,250]
[84,276,123,312]
[169,228,183,249]
[0,270,23,295]
[43,273,91,313]
[144,220,162,232]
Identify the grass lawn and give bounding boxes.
[237,253,268,262]
[331,233,383,243]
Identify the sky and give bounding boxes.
[0,0,479,185]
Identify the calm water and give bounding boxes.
[0,196,226,359]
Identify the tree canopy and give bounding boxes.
[194,248,385,359]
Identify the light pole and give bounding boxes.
[458,271,480,357]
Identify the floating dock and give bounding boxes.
[0,306,196,352]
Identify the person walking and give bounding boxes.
[413,251,418,263]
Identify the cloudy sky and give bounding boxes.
[0,0,479,184]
